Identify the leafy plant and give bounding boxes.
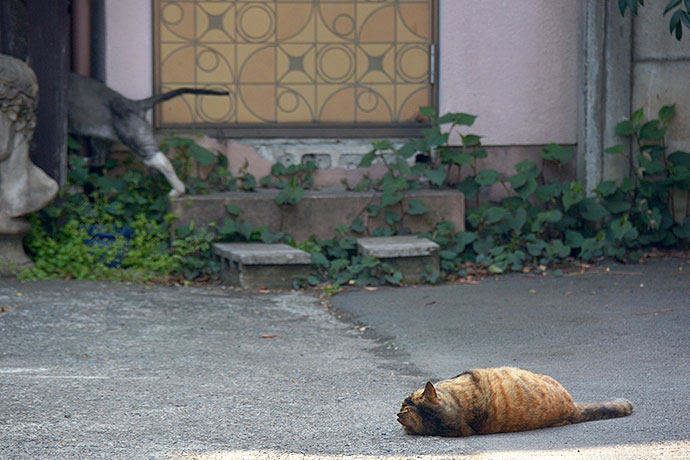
[605,105,690,244]
[21,150,183,281]
[260,160,317,206]
[619,0,690,40]
[447,105,689,274]
[258,159,318,230]
[295,224,404,288]
[357,107,482,233]
[358,105,689,278]
[160,135,256,194]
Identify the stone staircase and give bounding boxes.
[176,188,462,288]
[212,235,440,289]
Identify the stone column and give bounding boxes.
[0,54,59,275]
[579,0,633,194]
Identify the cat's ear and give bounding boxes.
[422,381,440,403]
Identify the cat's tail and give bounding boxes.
[570,398,634,423]
[133,88,229,111]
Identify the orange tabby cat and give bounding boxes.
[398,367,633,436]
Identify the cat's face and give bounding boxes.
[398,381,445,435]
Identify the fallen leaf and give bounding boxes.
[456,277,481,285]
[16,292,23,297]
[358,326,368,332]
[260,334,276,339]
[81,354,89,358]
[565,291,573,296]
[363,286,377,291]
[258,288,271,294]
[529,289,537,294]
[632,308,673,316]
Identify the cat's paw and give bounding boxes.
[168,186,186,198]
[613,398,634,415]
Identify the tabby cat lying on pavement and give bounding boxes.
[398,367,633,437]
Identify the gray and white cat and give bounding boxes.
[67,73,228,197]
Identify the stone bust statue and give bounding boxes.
[0,54,58,273]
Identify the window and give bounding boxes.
[154,0,437,136]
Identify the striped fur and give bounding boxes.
[397,367,633,437]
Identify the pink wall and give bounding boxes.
[439,1,581,146]
[105,0,153,100]
[105,0,582,146]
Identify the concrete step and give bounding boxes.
[356,235,440,284]
[213,236,440,288]
[213,242,311,289]
[169,188,465,242]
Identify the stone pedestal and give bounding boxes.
[0,230,33,275]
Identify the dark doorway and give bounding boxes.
[1,0,71,187]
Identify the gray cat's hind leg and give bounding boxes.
[112,113,186,197]
[143,151,186,198]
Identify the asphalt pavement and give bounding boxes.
[0,256,688,460]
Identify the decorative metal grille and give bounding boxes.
[154,0,434,130]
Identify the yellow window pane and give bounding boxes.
[155,0,434,126]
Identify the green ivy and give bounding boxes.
[619,0,690,40]
[161,135,257,194]
[293,224,404,289]
[20,104,690,286]
[348,105,689,279]
[21,137,266,281]
[260,160,316,204]
[434,105,689,275]
[356,107,483,234]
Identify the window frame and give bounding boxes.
[151,0,439,138]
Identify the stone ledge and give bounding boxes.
[357,236,440,258]
[170,188,464,242]
[356,235,440,284]
[212,243,312,289]
[213,242,311,265]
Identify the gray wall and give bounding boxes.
[579,1,689,194]
[633,4,690,156]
